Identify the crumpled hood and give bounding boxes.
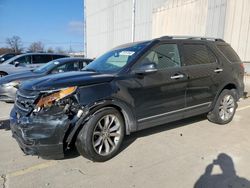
[0,70,38,85]
[21,71,115,91]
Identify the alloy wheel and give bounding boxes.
[219,94,235,121]
[92,114,121,156]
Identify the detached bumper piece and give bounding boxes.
[10,109,70,159]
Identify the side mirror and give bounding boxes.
[134,62,157,75]
[0,58,5,62]
[14,61,20,67]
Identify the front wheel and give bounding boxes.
[207,89,237,125]
[76,108,125,162]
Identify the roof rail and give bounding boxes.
[159,36,225,42]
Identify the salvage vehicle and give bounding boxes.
[10,36,245,162]
[0,53,68,77]
[0,57,92,102]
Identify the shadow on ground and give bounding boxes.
[119,114,207,154]
[0,119,10,130]
[194,153,250,188]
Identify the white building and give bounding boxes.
[85,0,250,62]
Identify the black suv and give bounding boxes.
[10,36,245,162]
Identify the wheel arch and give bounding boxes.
[65,99,138,148]
[212,82,239,109]
[87,100,137,135]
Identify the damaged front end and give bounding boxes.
[10,87,87,159]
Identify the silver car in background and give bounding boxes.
[0,57,92,102]
[0,53,68,77]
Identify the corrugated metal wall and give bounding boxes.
[86,0,250,61]
[86,0,132,58]
[152,0,208,37]
[86,0,167,58]
[223,0,250,61]
[152,0,250,61]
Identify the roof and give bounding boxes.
[157,36,225,42]
[54,57,93,63]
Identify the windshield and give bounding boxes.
[33,60,60,73]
[84,42,149,73]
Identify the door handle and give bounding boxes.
[170,74,184,80]
[214,68,223,73]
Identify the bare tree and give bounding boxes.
[28,41,45,52]
[6,36,23,53]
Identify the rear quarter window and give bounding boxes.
[217,45,241,62]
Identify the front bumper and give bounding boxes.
[0,85,16,102]
[10,108,71,159]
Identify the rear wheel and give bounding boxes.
[207,89,237,124]
[76,108,125,162]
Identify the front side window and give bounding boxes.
[183,44,216,66]
[15,55,31,65]
[79,60,89,69]
[135,43,181,70]
[84,42,149,73]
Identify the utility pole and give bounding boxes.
[132,0,136,42]
[83,0,87,57]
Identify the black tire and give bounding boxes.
[207,89,237,125]
[0,72,7,77]
[75,107,125,162]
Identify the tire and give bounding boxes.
[0,72,7,77]
[75,107,125,162]
[207,89,237,125]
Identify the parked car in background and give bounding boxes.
[10,36,244,162]
[0,53,68,77]
[0,53,21,64]
[0,57,92,102]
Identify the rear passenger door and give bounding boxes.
[181,42,222,114]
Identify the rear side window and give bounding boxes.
[32,55,52,64]
[52,55,66,60]
[183,44,217,66]
[217,45,241,62]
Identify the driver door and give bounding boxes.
[129,43,188,129]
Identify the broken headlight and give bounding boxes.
[36,86,77,108]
